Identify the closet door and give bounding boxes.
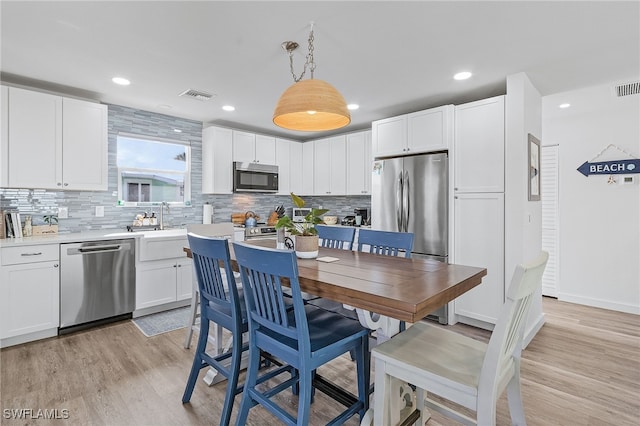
[541,145,559,297]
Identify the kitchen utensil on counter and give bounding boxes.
[231,212,246,225]
[323,215,338,225]
[245,211,258,227]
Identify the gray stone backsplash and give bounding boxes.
[1,104,370,234]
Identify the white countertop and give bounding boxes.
[0,228,188,248]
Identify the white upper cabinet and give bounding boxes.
[301,142,315,195]
[275,138,293,195]
[202,126,233,194]
[407,105,453,153]
[289,141,304,195]
[372,114,407,158]
[61,97,108,191]
[454,96,505,193]
[233,131,276,164]
[372,105,453,158]
[314,136,346,196]
[346,130,372,195]
[1,86,108,191]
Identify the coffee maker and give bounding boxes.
[353,208,369,226]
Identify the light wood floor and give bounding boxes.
[1,298,638,425]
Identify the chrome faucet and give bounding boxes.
[159,201,169,230]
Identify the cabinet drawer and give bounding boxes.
[139,237,188,262]
[1,244,59,266]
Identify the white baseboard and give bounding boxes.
[0,328,57,349]
[558,292,640,315]
[133,299,190,318]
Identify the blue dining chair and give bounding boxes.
[356,228,414,258]
[182,233,246,426]
[233,242,370,426]
[316,224,356,249]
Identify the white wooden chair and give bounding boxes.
[371,251,548,426]
[183,223,236,351]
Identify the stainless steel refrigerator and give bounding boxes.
[371,152,448,261]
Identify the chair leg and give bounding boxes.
[182,318,210,403]
[297,369,314,426]
[219,328,243,426]
[373,357,391,426]
[355,334,370,419]
[183,288,199,349]
[235,341,262,426]
[506,368,527,426]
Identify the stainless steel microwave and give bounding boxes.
[233,162,279,193]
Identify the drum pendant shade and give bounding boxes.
[273,79,351,132]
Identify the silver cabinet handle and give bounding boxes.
[21,252,43,256]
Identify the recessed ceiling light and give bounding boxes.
[453,71,472,80]
[347,104,360,110]
[173,129,182,133]
[559,103,571,108]
[222,105,235,112]
[112,77,130,86]
[158,104,173,110]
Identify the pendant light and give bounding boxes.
[273,23,350,132]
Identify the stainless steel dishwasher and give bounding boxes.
[59,239,135,332]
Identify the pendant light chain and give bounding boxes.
[288,26,316,83]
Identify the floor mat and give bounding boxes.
[132,307,190,337]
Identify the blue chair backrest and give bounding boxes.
[317,225,356,250]
[356,229,414,258]
[233,242,311,352]
[187,233,240,316]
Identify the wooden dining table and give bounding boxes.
[185,239,487,334]
[185,239,487,424]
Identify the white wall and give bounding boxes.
[542,80,640,314]
[506,73,544,345]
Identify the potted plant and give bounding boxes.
[275,193,328,259]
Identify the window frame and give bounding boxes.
[116,133,192,207]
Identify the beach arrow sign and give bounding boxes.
[577,159,640,177]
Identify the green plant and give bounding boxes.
[275,193,328,236]
[43,215,58,226]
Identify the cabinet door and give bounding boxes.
[6,87,62,189]
[136,261,177,309]
[346,131,372,195]
[408,105,453,153]
[328,135,347,195]
[233,130,256,163]
[372,114,407,158]
[453,192,504,325]
[313,138,331,195]
[276,138,291,195]
[255,134,276,164]
[62,98,108,190]
[176,258,193,301]
[454,96,505,193]
[202,126,233,194]
[289,141,304,195]
[0,261,60,339]
[301,142,314,195]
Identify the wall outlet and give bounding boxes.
[58,207,68,219]
[95,206,104,217]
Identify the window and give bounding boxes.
[117,134,191,206]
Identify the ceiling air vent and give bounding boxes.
[179,89,215,101]
[613,81,640,97]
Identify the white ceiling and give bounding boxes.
[1,1,638,140]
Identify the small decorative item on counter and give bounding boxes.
[32,214,59,235]
[23,215,33,237]
[133,214,144,227]
[150,212,157,226]
[142,212,150,226]
[275,193,329,259]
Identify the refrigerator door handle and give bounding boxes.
[396,172,403,232]
[403,170,410,232]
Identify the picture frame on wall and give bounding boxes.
[528,133,541,201]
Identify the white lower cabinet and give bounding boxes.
[136,235,192,311]
[0,244,60,347]
[453,192,505,325]
[136,258,192,310]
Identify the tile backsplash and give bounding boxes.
[1,104,370,234]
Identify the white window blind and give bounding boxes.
[541,145,559,297]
